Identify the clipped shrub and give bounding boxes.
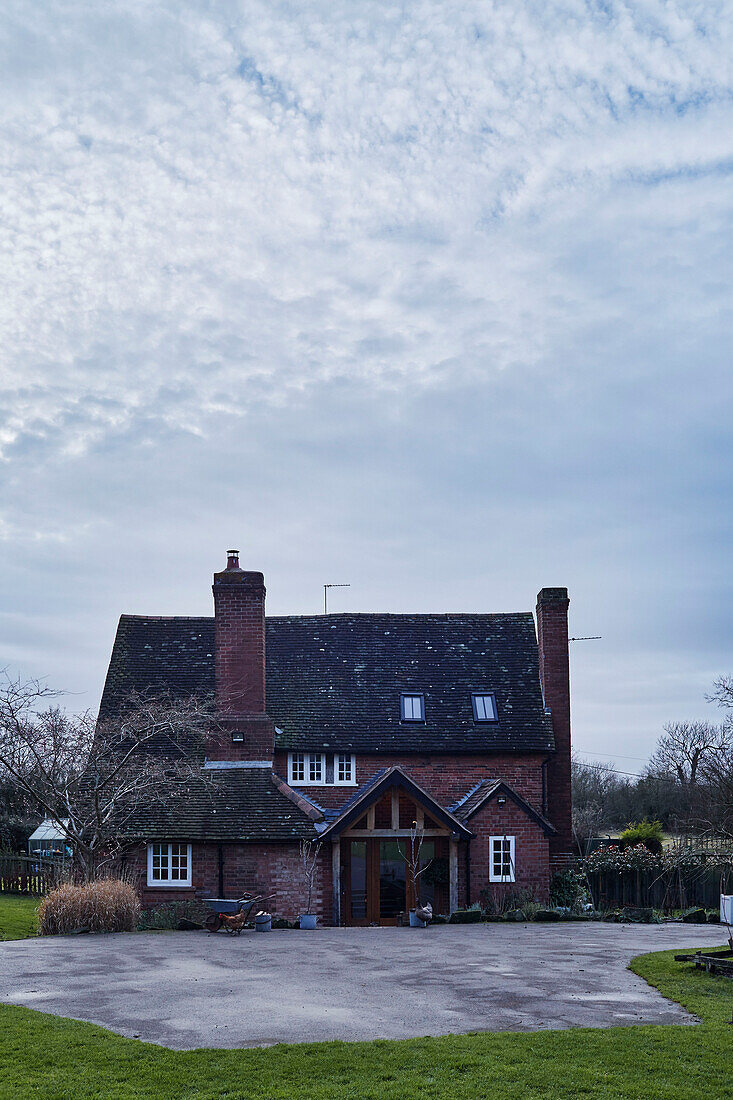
[137,900,208,931]
[550,869,589,912]
[682,907,707,924]
[271,917,298,929]
[449,908,482,924]
[533,909,562,921]
[620,820,664,855]
[39,879,140,935]
[618,906,656,923]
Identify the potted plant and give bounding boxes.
[299,838,321,929]
[400,821,433,927]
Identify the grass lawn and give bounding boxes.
[0,895,39,941]
[0,948,731,1099]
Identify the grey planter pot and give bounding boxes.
[255,914,271,932]
[299,914,317,929]
[409,910,427,928]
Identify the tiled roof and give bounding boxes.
[100,612,554,755]
[120,767,319,842]
[451,778,556,835]
[318,766,473,840]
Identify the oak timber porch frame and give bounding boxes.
[318,766,473,926]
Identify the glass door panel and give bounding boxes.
[350,841,367,921]
[379,840,406,919]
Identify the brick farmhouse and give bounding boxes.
[100,552,573,923]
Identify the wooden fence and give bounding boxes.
[588,866,732,913]
[0,854,60,896]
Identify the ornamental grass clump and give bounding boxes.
[38,879,140,935]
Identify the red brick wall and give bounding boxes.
[535,588,573,867]
[211,559,273,760]
[125,840,333,922]
[273,751,547,812]
[466,797,550,905]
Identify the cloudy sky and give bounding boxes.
[1,0,731,769]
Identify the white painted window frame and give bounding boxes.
[287,751,327,786]
[147,842,192,888]
[334,753,357,786]
[289,751,306,784]
[489,835,516,883]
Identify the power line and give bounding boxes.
[576,747,649,764]
[574,758,685,786]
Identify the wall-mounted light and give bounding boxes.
[497,794,507,806]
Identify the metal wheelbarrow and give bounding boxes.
[202,892,274,934]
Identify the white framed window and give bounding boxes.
[335,753,357,786]
[401,693,425,721]
[489,836,515,883]
[147,842,192,887]
[288,752,326,786]
[309,753,324,783]
[290,752,306,783]
[472,692,498,722]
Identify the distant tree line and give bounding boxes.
[573,676,733,854]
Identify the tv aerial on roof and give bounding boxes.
[569,636,602,642]
[324,583,350,614]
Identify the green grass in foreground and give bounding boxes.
[0,948,732,1100]
[0,895,39,941]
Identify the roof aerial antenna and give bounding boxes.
[569,636,602,642]
[324,583,350,614]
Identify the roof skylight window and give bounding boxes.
[472,693,498,722]
[401,693,425,721]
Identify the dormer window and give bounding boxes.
[401,694,425,721]
[472,692,498,722]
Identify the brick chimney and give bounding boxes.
[211,550,274,762]
[536,587,573,866]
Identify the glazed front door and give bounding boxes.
[344,838,409,924]
[378,840,406,923]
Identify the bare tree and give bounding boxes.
[646,721,728,787]
[299,838,322,916]
[708,676,733,723]
[398,820,433,907]
[0,672,217,878]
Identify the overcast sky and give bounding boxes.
[1,1,731,769]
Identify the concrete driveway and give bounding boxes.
[0,922,725,1049]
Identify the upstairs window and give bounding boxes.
[489,835,515,882]
[472,692,498,722]
[401,693,425,721]
[287,752,326,786]
[309,753,324,784]
[290,752,306,783]
[335,753,356,785]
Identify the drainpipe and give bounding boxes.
[218,844,224,897]
[541,756,552,818]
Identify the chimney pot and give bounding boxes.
[226,549,240,570]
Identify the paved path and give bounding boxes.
[0,922,725,1049]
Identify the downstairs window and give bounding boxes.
[147,842,192,887]
[489,835,515,883]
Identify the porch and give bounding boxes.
[322,767,472,925]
